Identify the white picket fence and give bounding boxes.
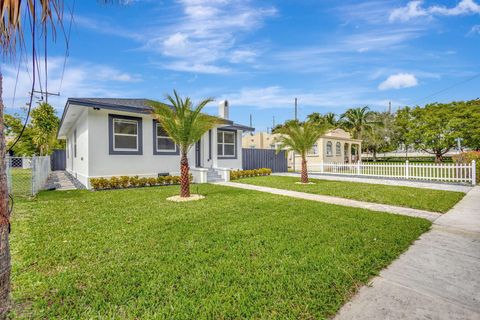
[305,160,476,185]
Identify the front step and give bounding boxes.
[206,168,224,183]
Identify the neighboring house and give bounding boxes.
[57,98,253,188]
[242,129,362,168]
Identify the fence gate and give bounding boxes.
[242,148,288,172]
[51,149,66,171]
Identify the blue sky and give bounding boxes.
[3,0,480,131]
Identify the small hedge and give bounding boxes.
[90,174,191,191]
[230,168,272,180]
[452,151,480,183]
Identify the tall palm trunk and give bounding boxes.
[180,151,190,197]
[0,73,11,318]
[301,155,308,183]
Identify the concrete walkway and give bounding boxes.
[335,187,480,320]
[45,171,84,190]
[274,172,472,193]
[219,182,441,221]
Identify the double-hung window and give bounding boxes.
[153,121,178,155]
[109,115,143,155]
[217,130,236,158]
[336,142,342,155]
[326,141,333,156]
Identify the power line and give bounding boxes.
[413,72,480,106]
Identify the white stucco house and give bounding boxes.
[57,98,253,189]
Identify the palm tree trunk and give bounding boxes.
[301,156,308,183]
[0,73,11,319]
[180,151,190,197]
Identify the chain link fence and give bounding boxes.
[6,156,51,197]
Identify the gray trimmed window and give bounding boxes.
[153,120,179,155]
[326,141,333,156]
[217,130,236,159]
[336,142,341,155]
[109,114,143,155]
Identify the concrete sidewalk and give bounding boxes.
[219,182,441,221]
[335,187,480,320]
[274,172,472,193]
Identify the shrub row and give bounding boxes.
[452,151,480,183]
[90,174,192,191]
[230,168,272,180]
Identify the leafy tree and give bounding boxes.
[392,106,413,157]
[340,106,376,139]
[307,112,337,127]
[274,120,329,183]
[362,112,395,160]
[149,91,225,198]
[404,103,457,162]
[4,114,36,156]
[448,99,480,151]
[30,102,63,155]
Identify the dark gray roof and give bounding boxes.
[67,98,153,113]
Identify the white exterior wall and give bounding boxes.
[87,109,196,184]
[65,109,89,186]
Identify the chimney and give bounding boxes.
[218,100,229,119]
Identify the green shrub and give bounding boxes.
[129,176,140,187]
[453,151,480,183]
[90,178,102,190]
[229,168,272,180]
[171,176,180,184]
[138,177,148,187]
[164,176,173,185]
[119,176,130,188]
[147,177,158,186]
[108,176,121,189]
[157,176,165,185]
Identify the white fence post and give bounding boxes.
[472,160,477,186]
[405,160,409,179]
[320,162,324,173]
[356,161,361,175]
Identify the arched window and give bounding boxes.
[336,142,341,155]
[326,141,333,156]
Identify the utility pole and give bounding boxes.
[272,116,275,128]
[31,90,60,104]
[388,101,392,114]
[294,97,298,120]
[293,98,298,172]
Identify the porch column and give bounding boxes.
[346,143,351,163]
[212,127,218,168]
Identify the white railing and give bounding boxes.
[304,160,476,185]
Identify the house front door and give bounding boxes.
[195,140,201,167]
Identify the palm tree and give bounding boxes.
[1,1,65,316]
[274,120,329,183]
[340,106,375,139]
[323,112,337,127]
[149,91,225,198]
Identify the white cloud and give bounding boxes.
[469,24,480,35]
[2,57,142,114]
[389,0,480,22]
[145,0,276,74]
[378,73,418,90]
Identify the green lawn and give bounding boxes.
[11,185,430,319]
[237,176,464,213]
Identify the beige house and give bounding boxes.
[242,129,362,168]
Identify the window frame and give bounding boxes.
[217,129,237,159]
[108,114,143,155]
[326,141,333,157]
[152,120,179,155]
[336,142,342,156]
[308,143,319,156]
